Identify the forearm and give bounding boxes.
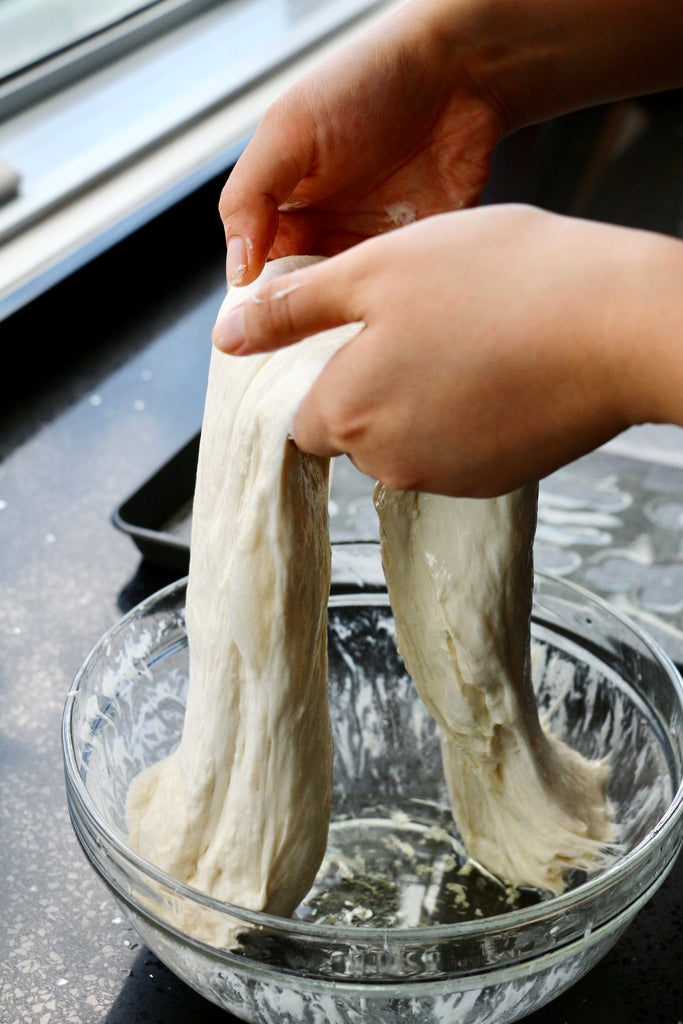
[424,0,683,135]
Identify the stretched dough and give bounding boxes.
[374,484,615,893]
[128,255,614,945]
[127,256,362,944]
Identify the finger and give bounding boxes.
[292,343,360,460]
[218,103,317,286]
[211,254,363,356]
[292,323,385,466]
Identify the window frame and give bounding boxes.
[0,0,223,120]
[0,0,399,321]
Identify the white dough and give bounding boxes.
[374,483,615,893]
[127,256,362,945]
[128,254,615,950]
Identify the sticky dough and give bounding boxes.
[128,255,614,943]
[126,256,362,944]
[374,484,615,893]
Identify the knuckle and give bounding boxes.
[217,178,239,224]
[217,184,230,221]
[245,278,298,348]
[373,443,425,493]
[380,466,420,493]
[322,391,368,452]
[382,471,410,493]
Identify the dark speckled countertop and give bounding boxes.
[1,95,682,1024]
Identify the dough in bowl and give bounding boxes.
[375,483,615,894]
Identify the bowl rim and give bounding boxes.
[63,571,683,945]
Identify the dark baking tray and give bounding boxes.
[111,432,385,592]
[112,432,199,574]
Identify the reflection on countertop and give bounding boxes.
[327,442,683,668]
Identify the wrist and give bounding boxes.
[595,227,683,433]
[428,0,683,137]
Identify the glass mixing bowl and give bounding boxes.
[63,573,683,1024]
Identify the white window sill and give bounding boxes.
[0,0,402,320]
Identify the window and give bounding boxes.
[0,0,165,81]
[0,0,398,319]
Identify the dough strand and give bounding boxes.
[127,257,361,944]
[374,483,615,893]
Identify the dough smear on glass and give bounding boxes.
[374,483,615,894]
[127,256,361,944]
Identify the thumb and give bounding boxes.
[211,254,361,356]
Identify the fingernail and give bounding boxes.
[227,236,247,286]
[213,304,246,352]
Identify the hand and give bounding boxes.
[212,205,683,497]
[217,0,504,286]
[218,0,683,291]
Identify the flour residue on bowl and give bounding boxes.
[533,637,674,858]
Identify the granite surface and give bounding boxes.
[2,95,683,1024]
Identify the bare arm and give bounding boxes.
[465,0,683,133]
[213,0,683,497]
